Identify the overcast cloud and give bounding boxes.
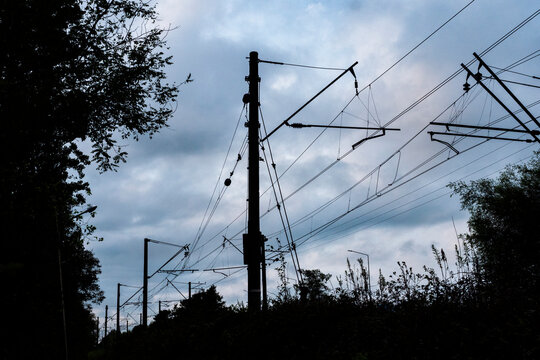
[83,0,540,331]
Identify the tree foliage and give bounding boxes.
[172,285,226,318]
[1,0,179,358]
[450,152,540,305]
[295,269,332,302]
[1,0,179,173]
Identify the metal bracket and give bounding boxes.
[428,131,460,154]
[352,129,386,149]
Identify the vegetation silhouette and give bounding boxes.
[1,0,179,358]
[93,153,540,359]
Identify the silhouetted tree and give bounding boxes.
[171,285,226,319]
[1,0,180,358]
[450,152,540,306]
[295,269,332,302]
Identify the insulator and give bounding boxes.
[463,82,470,92]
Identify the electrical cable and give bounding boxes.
[361,0,476,92]
[259,59,346,71]
[137,9,540,305]
[276,47,536,239]
[202,0,485,247]
[489,65,540,79]
[365,8,540,138]
[184,133,249,268]
[317,143,533,243]
[303,146,536,253]
[120,286,143,308]
[266,97,540,259]
[260,106,302,282]
[289,117,538,252]
[168,7,540,272]
[211,7,540,248]
[496,79,540,89]
[264,88,479,239]
[186,104,246,267]
[501,50,540,71]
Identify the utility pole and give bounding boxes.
[243,51,262,311]
[473,52,540,130]
[56,244,69,360]
[55,206,96,360]
[143,238,149,327]
[461,60,540,144]
[262,257,267,311]
[261,235,268,311]
[239,54,372,310]
[141,238,188,324]
[241,52,360,311]
[158,300,161,313]
[116,283,120,334]
[96,317,99,345]
[104,305,108,338]
[188,281,192,299]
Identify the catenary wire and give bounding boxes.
[139,8,540,303]
[289,117,539,252]
[260,107,302,282]
[196,7,540,251]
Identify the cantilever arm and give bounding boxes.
[288,123,400,131]
[351,129,387,149]
[430,121,540,134]
[261,61,359,142]
[461,61,540,144]
[428,131,460,154]
[167,279,187,299]
[429,131,533,144]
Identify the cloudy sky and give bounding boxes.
[84,0,540,331]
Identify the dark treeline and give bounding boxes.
[1,1,178,358]
[93,154,540,360]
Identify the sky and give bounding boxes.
[83,0,540,333]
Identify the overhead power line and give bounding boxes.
[362,0,476,91]
[260,107,302,282]
[187,104,247,265]
[266,95,540,257]
[498,79,540,89]
[302,145,535,252]
[134,7,540,308]
[178,6,538,271]
[259,59,346,71]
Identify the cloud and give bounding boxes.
[270,73,298,92]
[89,0,540,323]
